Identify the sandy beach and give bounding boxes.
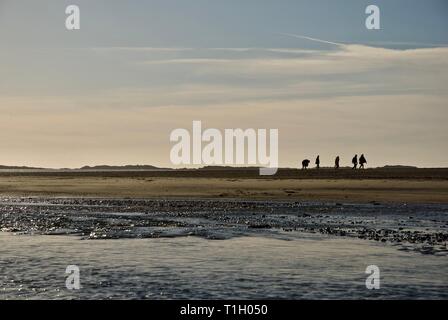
[0,168,447,204]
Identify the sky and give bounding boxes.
[0,0,447,168]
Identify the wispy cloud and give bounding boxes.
[278,33,345,46]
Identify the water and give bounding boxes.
[0,197,447,299]
[1,232,447,299]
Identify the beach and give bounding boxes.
[0,168,447,203]
[2,0,447,305]
[1,168,447,299]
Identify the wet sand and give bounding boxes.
[1,197,447,255]
[0,167,448,203]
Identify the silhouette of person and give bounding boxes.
[352,154,358,169]
[335,156,340,169]
[315,155,320,169]
[359,154,367,169]
[302,159,310,170]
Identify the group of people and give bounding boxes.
[301,154,367,169]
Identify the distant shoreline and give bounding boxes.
[0,164,437,171]
[0,167,447,180]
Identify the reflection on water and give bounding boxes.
[0,232,447,299]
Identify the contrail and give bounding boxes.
[279,33,448,48]
[278,33,345,46]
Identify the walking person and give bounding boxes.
[335,156,340,169]
[352,154,358,169]
[302,159,310,170]
[315,155,320,169]
[359,154,367,169]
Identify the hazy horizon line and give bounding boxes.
[0,163,444,170]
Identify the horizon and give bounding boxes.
[0,162,444,170]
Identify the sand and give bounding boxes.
[0,168,447,203]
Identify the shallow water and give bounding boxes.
[1,197,447,254]
[0,197,447,299]
[0,232,447,300]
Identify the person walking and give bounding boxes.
[335,156,340,169]
[352,154,358,169]
[315,155,320,169]
[359,154,367,169]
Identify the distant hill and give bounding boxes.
[0,164,170,171]
[0,165,45,170]
[198,166,260,170]
[78,165,170,171]
[381,165,418,169]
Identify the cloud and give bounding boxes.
[135,44,448,78]
[278,33,345,46]
[3,43,447,110]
